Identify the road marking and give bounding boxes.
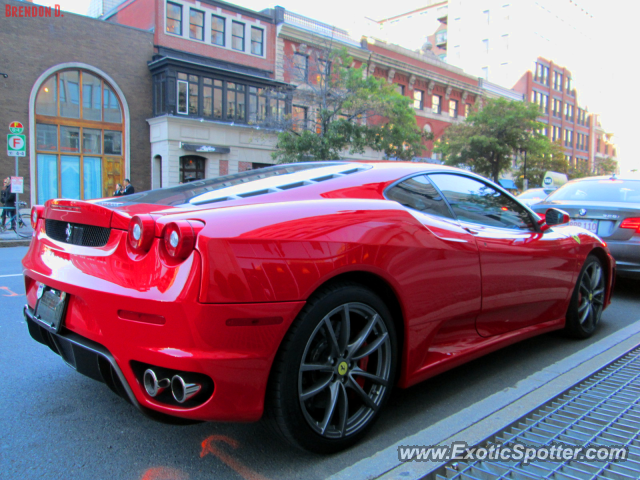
[0,274,22,278]
[200,435,269,480]
[0,286,22,297]
[140,467,188,480]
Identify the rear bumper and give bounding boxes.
[22,268,306,422]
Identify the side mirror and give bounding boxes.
[540,208,571,232]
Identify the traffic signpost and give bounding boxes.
[7,122,26,211]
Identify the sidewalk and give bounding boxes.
[329,320,640,480]
[0,222,33,247]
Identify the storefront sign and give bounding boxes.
[180,142,231,154]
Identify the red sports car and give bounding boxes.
[23,162,614,453]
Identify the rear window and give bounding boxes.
[96,162,369,207]
[546,179,640,203]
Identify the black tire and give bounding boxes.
[565,255,606,339]
[266,282,397,453]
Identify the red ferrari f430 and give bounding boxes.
[23,162,614,452]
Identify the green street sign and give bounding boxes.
[7,134,26,156]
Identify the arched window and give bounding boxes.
[34,69,125,203]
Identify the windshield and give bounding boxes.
[95,162,367,207]
[546,179,640,203]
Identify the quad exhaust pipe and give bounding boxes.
[171,375,202,403]
[143,369,170,397]
[143,368,201,403]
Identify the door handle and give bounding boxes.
[463,227,479,235]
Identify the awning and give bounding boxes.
[180,143,231,154]
[499,179,517,189]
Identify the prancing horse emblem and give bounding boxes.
[65,223,73,242]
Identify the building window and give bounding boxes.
[180,156,205,183]
[176,73,199,116]
[154,73,166,115]
[251,27,263,56]
[189,9,204,41]
[232,21,244,51]
[553,71,563,91]
[449,99,458,118]
[432,94,442,114]
[564,129,573,147]
[226,82,246,121]
[396,84,405,96]
[535,63,549,85]
[565,103,573,121]
[552,126,561,142]
[413,89,424,110]
[211,14,225,46]
[293,53,308,82]
[552,98,562,118]
[292,105,308,131]
[566,76,572,94]
[465,103,471,117]
[35,68,125,203]
[166,1,182,35]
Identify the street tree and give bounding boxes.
[272,44,427,163]
[595,157,618,175]
[515,139,568,189]
[434,98,546,183]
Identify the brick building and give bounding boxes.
[0,0,154,206]
[274,8,482,161]
[105,0,288,186]
[512,57,617,173]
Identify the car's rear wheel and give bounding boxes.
[266,283,397,453]
[565,255,605,339]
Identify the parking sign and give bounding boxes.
[7,134,26,156]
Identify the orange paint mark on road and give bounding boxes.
[200,435,270,480]
[0,286,22,297]
[140,466,189,480]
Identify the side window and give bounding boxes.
[428,174,534,230]
[386,175,453,219]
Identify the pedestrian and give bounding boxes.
[113,183,123,196]
[122,178,135,195]
[1,177,16,230]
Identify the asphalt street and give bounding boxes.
[1,245,639,480]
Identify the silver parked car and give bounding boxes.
[531,175,640,278]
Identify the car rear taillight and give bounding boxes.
[162,221,196,260]
[620,218,640,233]
[128,215,156,252]
[31,205,44,229]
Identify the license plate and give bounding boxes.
[569,219,598,233]
[34,285,68,333]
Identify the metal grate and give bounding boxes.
[429,347,640,480]
[45,219,111,247]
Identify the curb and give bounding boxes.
[328,319,640,480]
[0,240,31,248]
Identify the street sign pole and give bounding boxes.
[8,122,25,216]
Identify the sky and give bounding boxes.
[39,0,639,173]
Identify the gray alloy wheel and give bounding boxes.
[565,255,605,339]
[266,283,397,453]
[298,302,393,439]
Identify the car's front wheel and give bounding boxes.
[266,283,397,453]
[565,254,606,339]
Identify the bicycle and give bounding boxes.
[0,201,31,238]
